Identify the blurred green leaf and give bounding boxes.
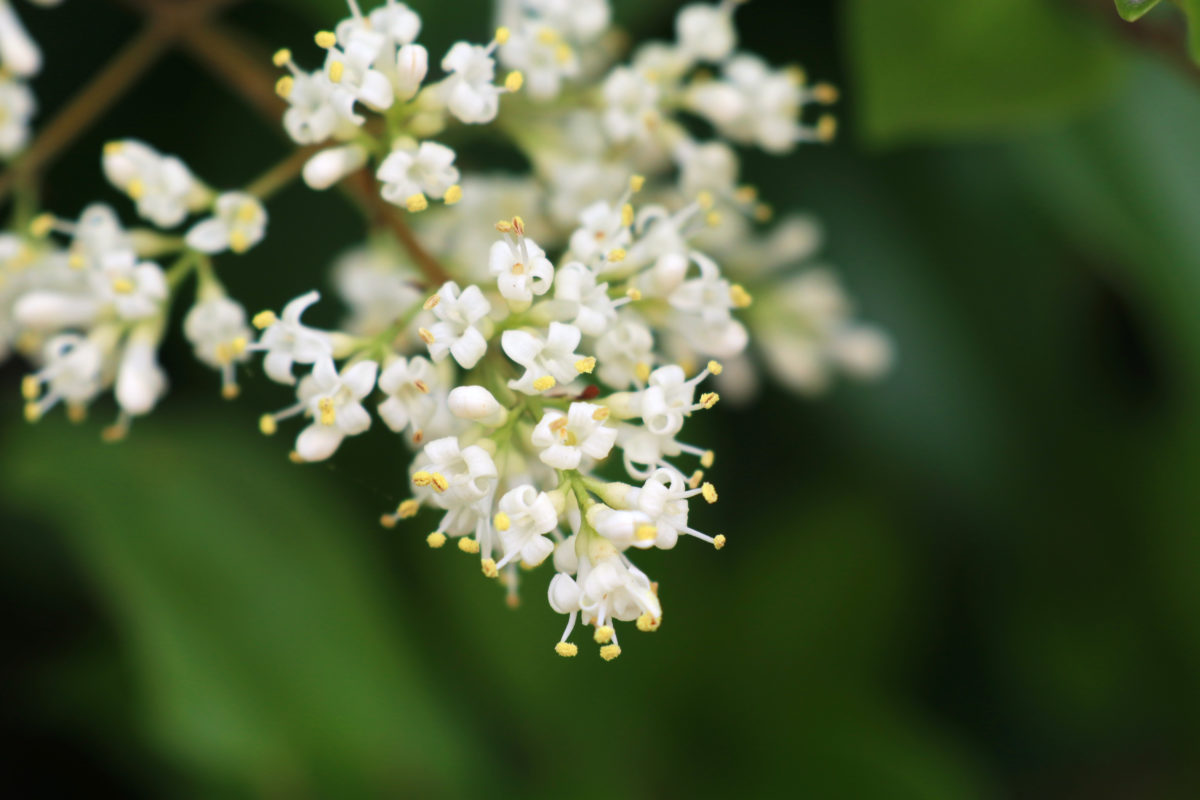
[1114,0,1166,22]
[845,0,1124,145]
[0,417,478,795]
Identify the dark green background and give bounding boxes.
[3,0,1199,796]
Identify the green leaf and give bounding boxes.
[1188,0,1200,60]
[1114,0,1166,22]
[845,0,1124,145]
[0,416,481,795]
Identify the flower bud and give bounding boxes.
[302,144,368,190]
[394,44,428,101]
[448,385,507,426]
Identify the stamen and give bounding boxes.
[259,414,277,435]
[494,511,511,531]
[594,625,614,643]
[314,30,337,48]
[555,641,578,657]
[481,558,499,578]
[713,534,726,550]
[599,644,622,661]
[575,357,596,374]
[427,531,447,548]
[532,375,556,392]
[405,193,428,213]
[701,482,718,503]
[443,184,463,205]
[504,71,524,92]
[458,537,480,554]
[253,310,277,329]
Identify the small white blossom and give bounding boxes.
[595,319,654,388]
[102,140,204,228]
[495,485,558,568]
[183,294,251,396]
[0,0,40,77]
[415,435,499,512]
[292,357,377,462]
[0,75,33,158]
[553,261,618,336]
[377,140,460,207]
[322,27,395,123]
[423,281,492,369]
[90,255,167,321]
[377,355,438,437]
[115,323,167,417]
[441,41,503,124]
[530,402,617,470]
[488,232,553,308]
[253,290,334,385]
[282,70,343,145]
[185,192,267,255]
[601,67,659,143]
[675,2,737,63]
[22,332,108,420]
[502,320,585,394]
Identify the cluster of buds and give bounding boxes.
[0,0,61,159]
[2,0,892,658]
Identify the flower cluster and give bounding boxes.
[2,0,892,659]
[0,0,60,159]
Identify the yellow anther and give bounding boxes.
[620,203,634,227]
[533,375,556,392]
[111,277,135,294]
[635,524,657,542]
[253,310,277,329]
[504,70,524,92]
[554,43,573,64]
[427,531,447,548]
[688,470,704,489]
[481,558,499,578]
[734,185,757,204]
[555,642,578,657]
[259,414,277,436]
[443,184,462,205]
[700,391,719,409]
[599,644,622,661]
[418,327,435,344]
[536,27,558,45]
[592,406,610,421]
[511,261,525,275]
[816,114,838,142]
[102,424,129,443]
[594,625,614,644]
[430,472,449,493]
[103,141,124,156]
[66,403,86,424]
[272,48,292,67]
[812,82,839,104]
[730,284,753,308]
[506,594,521,608]
[127,178,145,200]
[30,214,55,238]
[785,65,807,85]
[23,402,40,423]
[707,360,723,375]
[701,482,718,503]
[221,383,240,400]
[700,450,714,468]
[549,416,568,433]
[634,362,651,382]
[705,211,721,227]
[697,191,714,210]
[405,193,428,212]
[328,60,345,83]
[67,253,85,269]
[275,75,295,98]
[422,294,440,310]
[21,375,39,400]
[236,203,259,223]
[630,174,645,192]
[412,470,433,486]
[315,30,337,48]
[397,499,420,519]
[413,379,430,394]
[495,219,513,233]
[626,287,642,301]
[575,357,596,374]
[318,397,336,425]
[230,230,251,254]
[754,202,774,222]
[230,336,247,356]
[511,215,526,235]
[458,537,480,554]
[494,511,511,531]
[379,513,398,529]
[636,613,660,632]
[713,534,727,550]
[495,26,511,45]
[607,248,627,262]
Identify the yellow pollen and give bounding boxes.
[458,537,480,554]
[66,403,86,423]
[418,327,435,344]
[697,191,715,210]
[504,70,524,92]
[700,450,715,468]
[102,424,129,443]
[599,644,622,661]
[688,470,704,489]
[511,261,525,275]
[754,202,774,222]
[494,511,511,531]
[422,294,440,310]
[412,470,433,486]
[575,357,596,374]
[328,60,345,83]
[635,524,657,542]
[111,277,135,294]
[21,375,39,400]
[397,499,420,519]
[532,375,556,392]
[272,48,292,67]
[511,215,525,235]
[594,625,614,644]
[730,284,753,308]
[413,379,430,394]
[705,211,721,227]
[23,402,40,423]
[427,531,447,548]
[379,513,398,529]
[813,82,840,104]
[315,30,337,48]
[621,203,634,227]
[636,613,660,632]
[536,28,558,45]
[634,362,651,382]
[230,230,251,254]
[318,397,336,425]
[592,406,610,421]
[707,360,723,376]
[607,248,627,262]
[506,594,521,608]
[236,203,259,223]
[443,184,462,205]
[230,336,248,356]
[494,26,511,45]
[127,178,145,200]
[259,415,277,436]
[289,451,306,464]
[555,642,578,657]
[626,287,642,301]
[816,114,838,143]
[103,141,124,156]
[29,214,55,238]
[405,193,428,212]
[735,185,757,204]
[555,43,573,64]
[701,482,718,503]
[713,534,727,550]
[430,472,449,493]
[67,253,85,270]
[630,174,645,192]
[253,310,277,329]
[481,558,498,578]
[700,391,719,409]
[549,416,568,433]
[495,220,513,233]
[786,65,807,85]
[275,75,294,98]
[221,383,240,400]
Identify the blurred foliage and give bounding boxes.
[1115,0,1200,63]
[4,0,1200,797]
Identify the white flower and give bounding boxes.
[115,323,167,417]
[637,362,720,437]
[415,435,498,511]
[65,204,135,272]
[0,75,33,157]
[90,255,167,321]
[376,140,460,207]
[568,200,631,265]
[185,192,267,254]
[495,485,558,568]
[302,143,368,190]
[23,332,107,419]
[550,554,662,647]
[377,355,438,436]
[688,54,815,153]
[676,139,739,199]
[675,2,737,63]
[530,402,617,470]
[0,1,40,77]
[366,1,421,45]
[585,503,653,549]
[293,357,377,462]
[502,320,585,394]
[553,261,618,336]
[488,232,553,308]
[183,295,251,395]
[524,0,611,42]
[102,140,203,228]
[331,242,422,336]
[595,319,653,388]
[499,23,579,101]
[423,281,492,368]
[441,41,502,124]
[624,466,721,549]
[282,70,343,145]
[322,27,395,123]
[390,43,428,100]
[253,290,334,385]
[601,67,659,143]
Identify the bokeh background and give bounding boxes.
[4,0,1200,796]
